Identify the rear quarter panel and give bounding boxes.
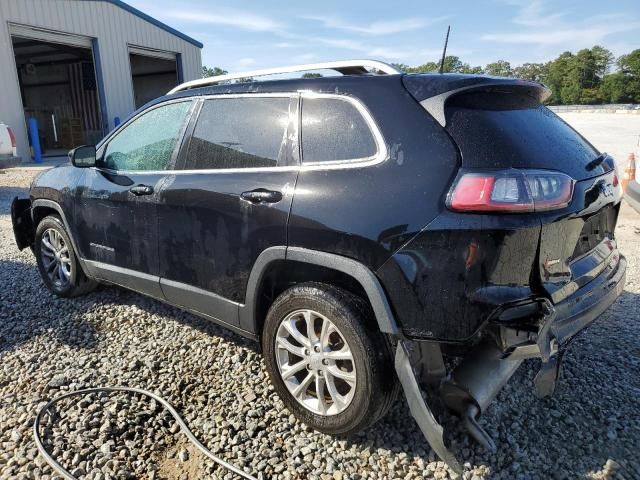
[288,76,460,271]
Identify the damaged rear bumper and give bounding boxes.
[501,251,626,359]
[500,251,626,397]
[394,253,626,475]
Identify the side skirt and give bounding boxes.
[82,260,256,341]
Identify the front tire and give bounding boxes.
[34,215,96,297]
[262,282,398,435]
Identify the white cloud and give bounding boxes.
[482,0,639,52]
[511,0,565,27]
[237,57,256,66]
[168,10,283,32]
[292,53,318,63]
[302,15,449,35]
[482,21,640,46]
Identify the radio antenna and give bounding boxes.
[438,25,451,74]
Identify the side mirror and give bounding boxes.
[69,145,96,168]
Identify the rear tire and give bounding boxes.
[262,282,398,435]
[34,215,97,297]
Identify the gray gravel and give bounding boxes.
[1,166,639,480]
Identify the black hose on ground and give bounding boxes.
[33,386,258,480]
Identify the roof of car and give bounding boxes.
[160,73,405,102]
[138,72,547,122]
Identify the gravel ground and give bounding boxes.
[1,166,639,480]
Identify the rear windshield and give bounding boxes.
[444,92,604,180]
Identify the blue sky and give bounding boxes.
[128,0,639,72]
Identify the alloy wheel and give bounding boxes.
[40,228,72,288]
[275,309,357,416]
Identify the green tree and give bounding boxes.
[441,56,464,73]
[600,72,632,102]
[302,73,323,78]
[383,47,640,105]
[202,66,227,78]
[460,64,484,74]
[513,62,548,82]
[399,62,439,73]
[545,51,573,104]
[572,48,599,89]
[484,60,512,77]
[617,49,640,76]
[591,45,614,79]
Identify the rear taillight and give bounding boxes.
[7,127,17,156]
[448,170,574,213]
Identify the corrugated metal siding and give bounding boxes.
[0,0,202,160]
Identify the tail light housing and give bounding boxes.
[448,169,574,213]
[7,127,17,156]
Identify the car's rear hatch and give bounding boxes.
[403,74,623,304]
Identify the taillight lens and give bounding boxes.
[7,127,17,156]
[7,127,16,147]
[448,170,574,213]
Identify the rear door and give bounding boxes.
[74,99,194,297]
[157,94,299,330]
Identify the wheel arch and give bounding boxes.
[240,246,399,339]
[31,199,87,272]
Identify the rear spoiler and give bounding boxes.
[402,74,551,127]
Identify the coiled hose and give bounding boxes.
[34,386,258,480]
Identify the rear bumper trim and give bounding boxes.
[503,252,626,361]
[551,254,626,343]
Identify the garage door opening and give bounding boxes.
[129,53,179,109]
[11,36,103,157]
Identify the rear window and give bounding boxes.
[301,97,377,163]
[184,97,289,170]
[444,92,602,180]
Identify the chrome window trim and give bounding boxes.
[299,92,386,168]
[95,92,387,175]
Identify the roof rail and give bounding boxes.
[168,59,401,94]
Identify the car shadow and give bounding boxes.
[0,259,256,356]
[0,259,100,354]
[98,283,258,352]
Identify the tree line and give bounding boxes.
[394,46,640,105]
[202,46,640,105]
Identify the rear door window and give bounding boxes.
[301,97,377,164]
[184,97,290,170]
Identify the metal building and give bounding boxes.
[0,0,202,161]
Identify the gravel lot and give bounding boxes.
[1,163,639,479]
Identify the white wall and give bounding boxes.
[0,0,202,160]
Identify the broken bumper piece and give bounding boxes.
[394,341,463,476]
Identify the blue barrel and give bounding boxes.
[28,117,42,163]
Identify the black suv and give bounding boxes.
[12,61,626,470]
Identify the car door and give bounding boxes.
[157,94,299,330]
[74,99,195,298]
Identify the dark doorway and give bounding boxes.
[129,53,178,109]
[11,36,103,157]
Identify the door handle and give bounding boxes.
[240,189,283,204]
[130,184,154,196]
